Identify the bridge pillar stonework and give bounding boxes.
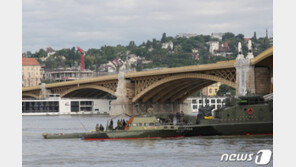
[235,42,256,96]
[235,41,272,96]
[110,71,134,116]
[254,67,271,95]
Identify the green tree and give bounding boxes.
[31,49,47,58]
[252,31,257,41]
[161,32,167,43]
[235,34,244,41]
[216,84,235,96]
[222,32,235,41]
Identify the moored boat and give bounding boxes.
[42,132,86,139]
[83,116,187,140]
[175,95,273,136]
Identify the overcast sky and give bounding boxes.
[23,0,273,52]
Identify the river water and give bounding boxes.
[23,115,273,167]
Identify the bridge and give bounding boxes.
[22,47,273,114]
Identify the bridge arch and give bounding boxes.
[60,85,116,98]
[132,73,236,103]
[22,93,39,99]
[251,47,273,66]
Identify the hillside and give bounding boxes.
[23,32,272,71]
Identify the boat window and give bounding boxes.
[144,123,149,126]
[149,123,155,126]
[138,123,142,126]
[71,101,79,112]
[132,123,137,127]
[193,105,197,109]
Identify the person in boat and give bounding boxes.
[122,119,125,129]
[116,120,120,130]
[180,111,184,124]
[109,119,114,130]
[176,111,181,124]
[122,119,126,129]
[99,124,104,131]
[96,124,100,131]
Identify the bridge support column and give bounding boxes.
[235,56,252,96]
[39,83,52,99]
[255,67,272,95]
[110,71,134,116]
[234,42,256,96]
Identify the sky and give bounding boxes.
[23,0,273,52]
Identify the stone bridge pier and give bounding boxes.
[235,42,272,96]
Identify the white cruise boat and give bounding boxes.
[22,94,113,116]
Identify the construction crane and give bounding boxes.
[77,46,85,71]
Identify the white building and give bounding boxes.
[187,97,226,113]
[161,41,174,50]
[192,48,199,53]
[43,68,95,82]
[208,41,220,54]
[176,33,198,38]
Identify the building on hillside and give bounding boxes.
[161,41,174,50]
[99,55,151,73]
[188,96,226,113]
[213,42,232,57]
[211,32,224,40]
[208,41,220,54]
[99,58,125,73]
[43,68,95,82]
[191,48,199,53]
[22,58,42,87]
[191,49,199,60]
[202,82,221,96]
[176,33,198,38]
[192,53,199,60]
[40,47,56,62]
[208,41,232,57]
[244,38,251,43]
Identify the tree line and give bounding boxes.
[24,32,272,72]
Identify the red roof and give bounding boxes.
[22,58,40,66]
[224,42,229,48]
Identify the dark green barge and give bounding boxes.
[177,95,273,136]
[83,117,187,140]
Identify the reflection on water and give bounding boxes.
[23,116,273,167]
